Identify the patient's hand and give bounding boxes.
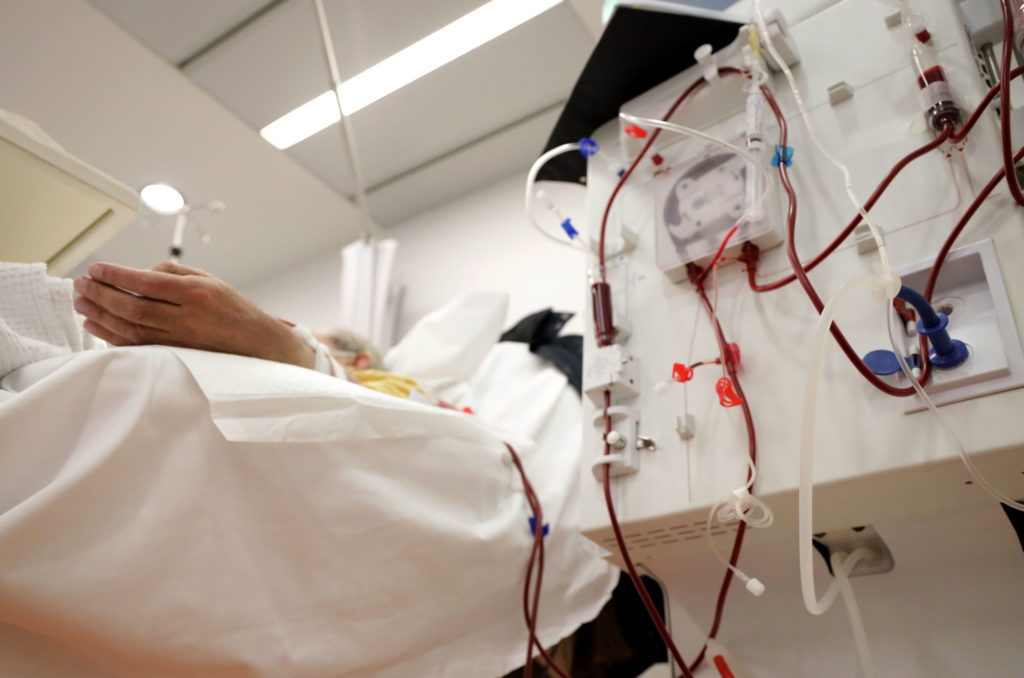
[73,261,315,369]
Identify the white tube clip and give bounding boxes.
[694,44,718,82]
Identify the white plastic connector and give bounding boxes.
[591,453,637,480]
[758,11,800,71]
[853,223,879,254]
[613,317,632,345]
[591,406,640,480]
[694,43,718,82]
[958,0,1006,46]
[653,381,670,396]
[828,81,854,106]
[583,345,640,405]
[616,224,639,255]
[732,568,766,596]
[731,486,751,506]
[676,413,695,440]
[594,223,638,260]
[905,13,928,39]
[1010,106,1024,150]
[884,8,902,28]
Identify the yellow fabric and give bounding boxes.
[354,369,426,399]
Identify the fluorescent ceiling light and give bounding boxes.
[261,0,564,150]
[140,183,185,214]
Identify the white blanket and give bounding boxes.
[0,262,94,377]
[0,345,615,677]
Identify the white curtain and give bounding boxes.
[338,238,402,351]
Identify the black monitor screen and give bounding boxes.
[537,5,742,184]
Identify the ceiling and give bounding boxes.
[62,0,598,285]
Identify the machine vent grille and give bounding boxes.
[599,521,740,552]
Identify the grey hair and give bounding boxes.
[324,327,383,370]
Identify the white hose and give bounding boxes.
[886,306,1024,510]
[524,143,592,252]
[800,274,896,616]
[832,549,879,678]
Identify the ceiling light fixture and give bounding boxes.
[260,0,564,150]
[140,183,186,215]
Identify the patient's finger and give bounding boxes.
[74,295,164,345]
[82,319,132,347]
[87,262,191,304]
[152,260,209,277]
[74,276,179,331]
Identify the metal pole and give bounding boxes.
[313,0,376,243]
[170,210,188,262]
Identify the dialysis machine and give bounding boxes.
[555,0,1024,673]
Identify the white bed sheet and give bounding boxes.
[0,344,615,677]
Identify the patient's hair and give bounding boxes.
[324,327,383,370]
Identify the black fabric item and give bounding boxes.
[501,308,573,348]
[568,573,669,678]
[500,309,582,395]
[535,336,583,395]
[536,6,742,185]
[499,574,669,678]
[1001,501,1024,553]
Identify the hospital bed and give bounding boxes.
[0,279,617,677]
[0,104,616,676]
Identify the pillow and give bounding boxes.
[384,292,509,390]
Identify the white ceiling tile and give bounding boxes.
[89,0,278,65]
[322,0,489,76]
[185,0,330,128]
[347,4,592,175]
[183,0,487,129]
[283,3,592,194]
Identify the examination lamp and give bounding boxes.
[140,183,186,215]
[139,183,224,263]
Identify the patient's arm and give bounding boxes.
[73,261,315,369]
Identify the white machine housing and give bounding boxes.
[579,0,1024,594]
[612,27,785,282]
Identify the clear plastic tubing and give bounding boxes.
[744,91,765,222]
[524,142,585,249]
[910,40,961,134]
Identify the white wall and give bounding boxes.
[243,171,590,344]
[242,248,343,332]
[387,172,588,337]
